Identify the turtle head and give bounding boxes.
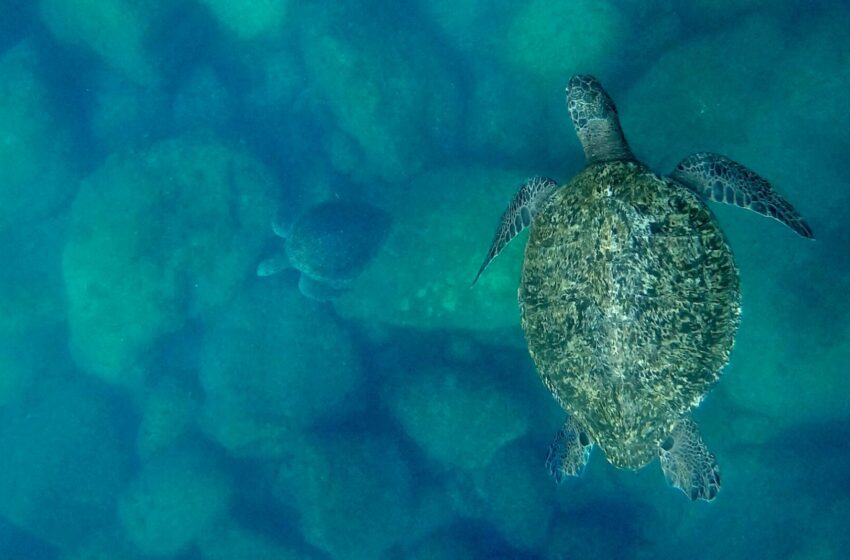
[567,75,617,123]
[566,75,634,164]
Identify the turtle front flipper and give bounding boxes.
[546,415,593,483]
[566,75,635,164]
[670,152,814,239]
[472,176,558,284]
[658,417,721,502]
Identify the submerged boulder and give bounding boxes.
[274,431,414,560]
[198,0,290,40]
[0,41,74,232]
[39,0,164,85]
[199,279,361,458]
[63,135,277,384]
[0,377,132,550]
[335,165,533,337]
[385,364,532,471]
[118,444,232,557]
[297,2,462,182]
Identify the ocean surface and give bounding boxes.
[1,1,849,558]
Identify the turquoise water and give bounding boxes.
[1,1,848,558]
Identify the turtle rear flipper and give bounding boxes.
[298,275,348,301]
[257,251,291,277]
[546,415,593,483]
[473,176,558,285]
[659,417,721,502]
[670,152,814,239]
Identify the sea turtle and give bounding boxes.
[474,75,812,501]
[257,200,391,301]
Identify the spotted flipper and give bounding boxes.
[670,152,813,239]
[566,74,635,164]
[659,417,721,502]
[472,176,558,285]
[545,415,593,484]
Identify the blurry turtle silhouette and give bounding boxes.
[257,200,391,301]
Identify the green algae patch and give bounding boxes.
[63,135,277,384]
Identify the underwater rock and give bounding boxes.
[198,0,290,40]
[172,65,234,133]
[541,495,652,560]
[60,527,146,560]
[0,44,71,342]
[0,215,67,339]
[0,377,132,550]
[243,45,304,120]
[335,165,531,336]
[118,444,232,557]
[463,62,549,167]
[399,523,522,560]
[135,377,200,460]
[0,41,74,232]
[297,2,462,182]
[505,0,627,92]
[199,279,361,459]
[62,135,277,385]
[0,330,60,409]
[620,15,785,171]
[670,0,796,27]
[198,517,313,560]
[385,365,531,471]
[416,0,514,60]
[38,0,163,85]
[88,72,170,155]
[274,431,414,560]
[0,339,32,409]
[453,438,555,550]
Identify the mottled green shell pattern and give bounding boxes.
[519,161,740,469]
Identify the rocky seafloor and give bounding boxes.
[1,0,849,558]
